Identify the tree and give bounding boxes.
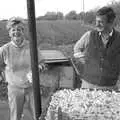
[65,10,78,20]
[57,12,64,20]
[44,12,57,20]
[78,12,85,20]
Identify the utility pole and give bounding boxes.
[83,0,85,12]
[26,0,42,120]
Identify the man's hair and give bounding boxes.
[96,6,116,23]
[6,17,25,31]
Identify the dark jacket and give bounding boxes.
[79,29,120,86]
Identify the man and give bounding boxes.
[0,17,46,120]
[74,6,120,90]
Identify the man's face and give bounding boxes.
[9,24,25,46]
[95,15,110,32]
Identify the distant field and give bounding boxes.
[0,20,93,56]
[35,20,92,45]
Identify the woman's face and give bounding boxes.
[9,24,25,46]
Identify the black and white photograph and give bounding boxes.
[0,0,120,120]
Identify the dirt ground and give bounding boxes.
[0,101,34,120]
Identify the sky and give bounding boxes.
[0,0,119,20]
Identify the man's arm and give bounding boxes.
[73,31,91,78]
[74,31,91,58]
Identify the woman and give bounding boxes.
[0,17,46,120]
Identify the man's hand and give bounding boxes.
[74,52,86,64]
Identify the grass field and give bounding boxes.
[0,20,93,55]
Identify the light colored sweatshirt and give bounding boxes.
[0,40,42,88]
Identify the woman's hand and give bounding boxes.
[39,63,48,72]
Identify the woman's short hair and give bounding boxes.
[6,17,25,31]
[96,6,116,23]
